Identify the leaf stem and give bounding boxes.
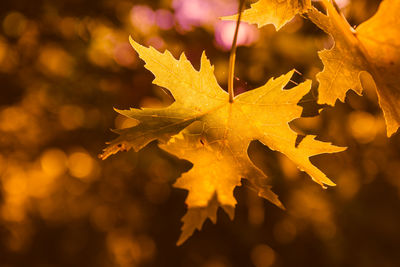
[320,0,356,44]
[228,0,245,103]
[318,0,374,73]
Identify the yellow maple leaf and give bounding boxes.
[160,131,283,245]
[101,37,344,244]
[308,0,400,136]
[223,0,311,30]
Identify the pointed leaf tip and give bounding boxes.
[102,40,344,244]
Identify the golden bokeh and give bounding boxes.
[1,0,399,266]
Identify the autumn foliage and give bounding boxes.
[102,0,400,245]
[2,0,400,266]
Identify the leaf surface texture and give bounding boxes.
[223,0,311,30]
[101,37,344,244]
[308,0,400,136]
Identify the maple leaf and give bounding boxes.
[160,131,283,245]
[101,37,344,244]
[307,0,400,136]
[222,0,311,30]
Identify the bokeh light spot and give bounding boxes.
[68,151,95,179]
[347,111,380,143]
[130,5,155,34]
[38,45,74,77]
[114,42,137,67]
[59,105,85,130]
[2,12,27,37]
[155,9,174,30]
[251,244,276,267]
[40,148,68,177]
[214,21,259,50]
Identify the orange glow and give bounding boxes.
[0,107,29,132]
[251,244,276,267]
[106,230,155,267]
[58,105,85,130]
[0,1,399,266]
[347,111,382,143]
[40,149,68,177]
[68,151,95,179]
[2,12,27,37]
[38,45,74,77]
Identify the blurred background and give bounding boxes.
[1,0,399,266]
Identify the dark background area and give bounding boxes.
[1,0,399,266]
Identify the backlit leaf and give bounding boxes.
[101,37,344,244]
[308,0,400,136]
[223,0,311,30]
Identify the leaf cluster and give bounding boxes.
[101,0,399,244]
